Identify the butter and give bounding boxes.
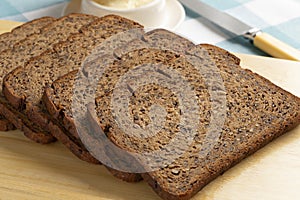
[93,0,154,9]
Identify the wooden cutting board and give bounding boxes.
[0,20,300,200]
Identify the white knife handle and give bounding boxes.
[253,32,300,61]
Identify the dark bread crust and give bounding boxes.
[90,44,300,200]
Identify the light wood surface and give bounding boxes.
[0,20,23,33]
[0,21,300,200]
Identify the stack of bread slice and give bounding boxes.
[0,16,55,131]
[0,14,299,200]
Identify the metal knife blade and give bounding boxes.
[180,0,255,36]
[179,0,300,61]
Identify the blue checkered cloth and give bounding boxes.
[1,0,300,56]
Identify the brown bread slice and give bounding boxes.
[0,16,55,131]
[85,45,300,200]
[0,16,55,51]
[0,13,98,143]
[42,30,240,185]
[2,16,145,177]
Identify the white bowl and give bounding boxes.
[81,0,166,28]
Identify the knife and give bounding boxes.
[179,0,300,61]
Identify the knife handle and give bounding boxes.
[253,32,300,61]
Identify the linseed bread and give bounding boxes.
[87,45,300,200]
[42,29,243,185]
[0,16,55,131]
[1,13,99,143]
[3,15,144,175]
[0,16,55,51]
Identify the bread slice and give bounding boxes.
[83,44,300,200]
[41,29,242,184]
[0,16,55,131]
[2,15,144,174]
[0,13,98,142]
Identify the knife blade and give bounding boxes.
[179,0,300,61]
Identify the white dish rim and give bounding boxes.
[61,0,186,30]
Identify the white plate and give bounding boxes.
[62,0,185,30]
